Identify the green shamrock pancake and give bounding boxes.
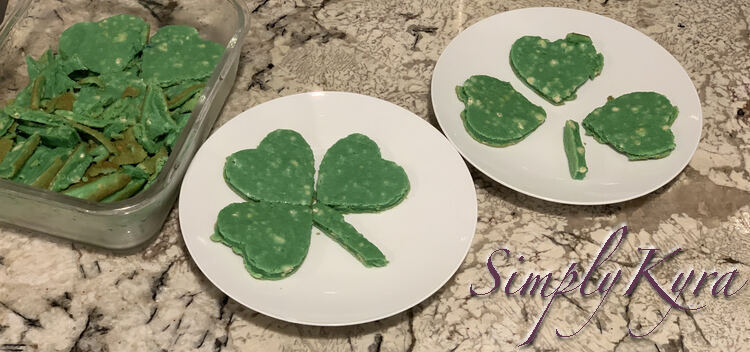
[224,129,315,206]
[511,33,604,105]
[562,120,588,180]
[316,133,410,212]
[58,14,149,74]
[456,75,546,147]
[582,92,679,160]
[215,130,410,279]
[213,202,312,280]
[312,203,388,267]
[142,25,225,86]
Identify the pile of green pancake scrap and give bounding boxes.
[0,14,224,202]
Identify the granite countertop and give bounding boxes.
[1,0,749,351]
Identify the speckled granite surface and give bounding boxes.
[1,0,749,351]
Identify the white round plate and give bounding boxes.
[431,7,702,205]
[180,92,477,325]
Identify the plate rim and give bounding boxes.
[179,91,478,326]
[430,6,703,205]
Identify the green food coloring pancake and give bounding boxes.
[166,83,204,109]
[24,50,86,102]
[164,113,191,150]
[312,203,388,267]
[510,33,604,105]
[110,128,147,166]
[141,84,176,138]
[63,172,131,201]
[316,133,410,213]
[213,202,312,280]
[58,14,149,73]
[456,75,546,147]
[0,111,13,137]
[0,134,41,179]
[135,85,176,154]
[142,25,225,85]
[16,124,80,148]
[5,106,65,126]
[13,145,71,187]
[50,144,93,192]
[582,92,679,160]
[224,129,315,206]
[0,139,12,162]
[101,178,146,203]
[562,120,587,180]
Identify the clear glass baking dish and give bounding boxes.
[0,0,249,249]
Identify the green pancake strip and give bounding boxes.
[50,144,93,192]
[224,129,315,206]
[456,75,546,147]
[563,120,588,180]
[135,85,176,154]
[110,128,147,166]
[172,93,200,115]
[54,110,109,129]
[101,178,146,202]
[166,83,204,109]
[510,33,604,105]
[316,133,410,213]
[144,153,168,190]
[12,145,71,187]
[0,139,13,162]
[100,97,141,126]
[58,14,149,73]
[214,202,312,280]
[142,25,225,85]
[73,86,118,118]
[63,172,131,201]
[16,124,81,148]
[0,110,14,137]
[5,106,65,126]
[0,134,41,179]
[582,92,679,160]
[165,113,191,149]
[312,203,388,267]
[25,50,86,101]
[89,144,110,163]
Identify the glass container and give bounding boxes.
[0,0,249,249]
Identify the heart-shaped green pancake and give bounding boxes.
[58,14,149,74]
[312,203,388,267]
[511,33,604,105]
[582,92,679,160]
[224,129,315,206]
[456,75,546,146]
[316,133,409,212]
[213,202,312,280]
[142,25,225,86]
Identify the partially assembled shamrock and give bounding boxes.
[211,129,410,280]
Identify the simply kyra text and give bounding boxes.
[469,226,746,346]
